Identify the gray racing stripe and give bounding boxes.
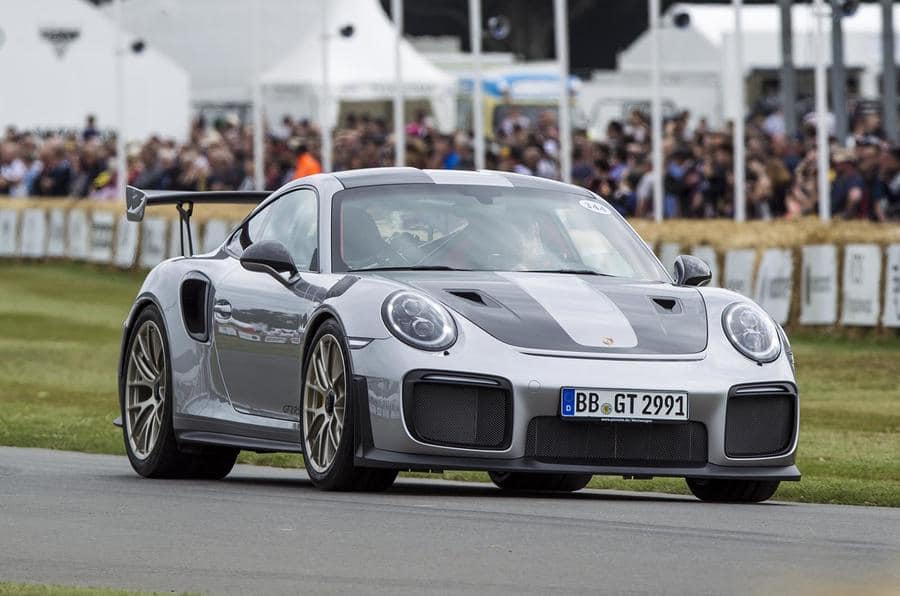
[499,272,638,348]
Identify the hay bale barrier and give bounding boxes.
[1,197,899,334]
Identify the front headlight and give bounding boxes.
[722,302,781,363]
[382,290,457,351]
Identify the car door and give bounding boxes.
[212,187,323,420]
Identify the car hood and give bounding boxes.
[373,271,707,355]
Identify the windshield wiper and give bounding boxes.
[523,269,616,276]
[355,265,472,272]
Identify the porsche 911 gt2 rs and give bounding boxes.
[118,167,799,502]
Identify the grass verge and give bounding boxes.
[0,262,897,506]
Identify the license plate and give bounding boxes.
[560,388,688,421]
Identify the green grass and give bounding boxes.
[0,582,195,596]
[1,262,898,506]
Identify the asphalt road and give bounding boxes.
[1,448,898,596]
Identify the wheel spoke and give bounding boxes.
[136,329,159,380]
[130,351,156,385]
[316,349,330,391]
[128,394,155,412]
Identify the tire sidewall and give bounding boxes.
[120,306,176,477]
[300,319,356,487]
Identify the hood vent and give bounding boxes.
[445,289,499,308]
[651,297,682,314]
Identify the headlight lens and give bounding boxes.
[722,302,781,363]
[382,290,457,351]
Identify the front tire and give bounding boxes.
[489,471,592,492]
[301,320,397,491]
[686,478,780,503]
[120,306,238,479]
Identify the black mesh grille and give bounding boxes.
[726,385,796,457]
[525,417,707,467]
[406,381,510,449]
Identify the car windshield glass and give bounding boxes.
[332,184,667,281]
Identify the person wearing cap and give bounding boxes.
[830,148,866,218]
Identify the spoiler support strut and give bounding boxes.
[176,201,195,256]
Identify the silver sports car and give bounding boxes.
[119,168,799,502]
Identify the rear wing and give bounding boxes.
[125,186,269,256]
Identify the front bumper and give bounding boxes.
[349,316,800,481]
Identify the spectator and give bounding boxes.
[830,149,866,218]
[82,114,100,142]
[0,143,27,196]
[875,146,900,221]
[293,144,322,179]
[34,141,72,197]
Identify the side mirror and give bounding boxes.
[673,255,711,287]
[240,240,298,281]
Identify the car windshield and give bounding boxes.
[331,184,668,281]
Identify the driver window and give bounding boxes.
[255,189,319,272]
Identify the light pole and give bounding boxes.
[778,0,797,139]
[320,2,333,173]
[469,0,485,171]
[392,0,405,167]
[814,0,831,221]
[554,0,571,183]
[830,0,848,145]
[649,0,663,222]
[114,0,126,200]
[882,0,898,144]
[252,1,264,189]
[732,0,746,222]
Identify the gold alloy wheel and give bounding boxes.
[302,334,347,473]
[125,320,166,460]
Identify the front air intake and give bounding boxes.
[403,372,512,450]
[725,383,797,457]
[525,417,708,467]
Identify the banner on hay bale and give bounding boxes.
[691,245,719,287]
[46,209,67,257]
[140,217,168,269]
[67,209,89,260]
[723,249,755,298]
[841,244,881,327]
[799,245,838,325]
[202,219,231,254]
[657,242,680,277]
[0,209,18,256]
[19,208,47,258]
[89,211,115,263]
[754,249,793,324]
[114,215,139,269]
[883,244,900,328]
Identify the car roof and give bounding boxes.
[330,167,594,197]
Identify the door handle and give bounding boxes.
[213,300,232,319]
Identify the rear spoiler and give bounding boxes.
[125,186,269,256]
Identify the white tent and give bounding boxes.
[260,0,456,132]
[621,3,900,121]
[580,2,899,132]
[101,0,317,106]
[0,0,189,141]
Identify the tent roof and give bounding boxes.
[260,0,453,100]
[0,0,189,140]
[670,2,900,46]
[101,0,316,104]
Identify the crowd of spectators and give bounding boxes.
[2,104,899,221]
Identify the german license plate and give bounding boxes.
[560,388,688,421]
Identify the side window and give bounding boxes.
[254,189,319,271]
